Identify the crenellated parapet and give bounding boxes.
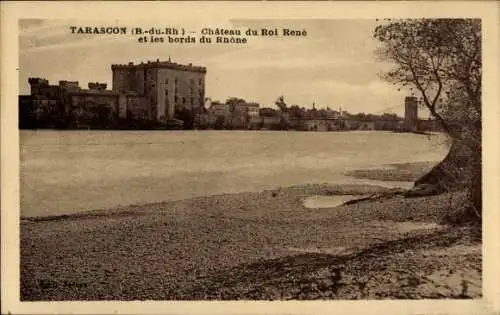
[88,82,108,90]
[111,59,207,73]
[28,77,49,86]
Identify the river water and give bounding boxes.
[20,130,449,217]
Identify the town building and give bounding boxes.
[232,102,260,128]
[111,59,207,122]
[209,103,231,118]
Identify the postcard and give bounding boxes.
[1,1,499,315]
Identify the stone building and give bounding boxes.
[21,78,121,128]
[111,59,207,122]
[233,102,259,117]
[404,96,419,132]
[65,82,120,127]
[20,59,207,129]
[22,78,65,125]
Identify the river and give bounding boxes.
[20,130,449,217]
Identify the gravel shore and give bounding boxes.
[21,182,481,300]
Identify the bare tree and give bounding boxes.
[374,19,481,220]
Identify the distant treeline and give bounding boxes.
[19,95,404,131]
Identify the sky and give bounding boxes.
[19,18,418,116]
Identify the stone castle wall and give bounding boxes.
[111,61,206,121]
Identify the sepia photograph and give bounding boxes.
[2,1,499,314]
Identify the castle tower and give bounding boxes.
[404,96,418,132]
[111,60,206,121]
[28,77,49,95]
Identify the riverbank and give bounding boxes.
[345,161,437,182]
[21,179,481,300]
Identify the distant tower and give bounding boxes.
[404,96,418,132]
[28,77,49,95]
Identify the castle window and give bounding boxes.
[175,96,178,103]
[165,79,169,85]
[182,97,186,104]
[190,79,194,85]
[198,79,202,85]
[174,78,178,84]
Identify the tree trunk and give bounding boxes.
[466,141,482,222]
[468,167,482,219]
[414,138,469,192]
[414,132,482,224]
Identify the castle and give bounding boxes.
[111,59,206,121]
[20,62,439,132]
[19,59,207,128]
